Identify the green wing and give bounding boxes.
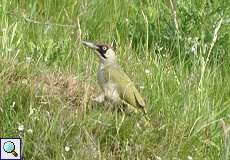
[103,66,146,113]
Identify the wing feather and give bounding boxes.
[103,66,146,111]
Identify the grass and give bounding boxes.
[0,0,230,159]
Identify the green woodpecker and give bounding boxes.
[82,41,147,115]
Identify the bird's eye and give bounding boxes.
[102,46,107,51]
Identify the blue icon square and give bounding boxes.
[0,138,22,160]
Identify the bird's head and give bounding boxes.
[82,41,116,64]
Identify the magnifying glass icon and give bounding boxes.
[3,141,18,157]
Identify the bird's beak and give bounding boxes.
[82,41,99,50]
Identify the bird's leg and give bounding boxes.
[122,100,138,114]
[92,93,105,103]
[116,103,126,113]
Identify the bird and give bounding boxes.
[82,41,147,116]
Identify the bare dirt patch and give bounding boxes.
[1,64,98,111]
[31,72,98,110]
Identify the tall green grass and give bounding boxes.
[0,0,230,159]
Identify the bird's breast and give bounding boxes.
[97,69,116,91]
[103,82,121,103]
[97,67,121,103]
[97,68,105,89]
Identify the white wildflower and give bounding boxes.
[188,155,193,160]
[139,85,145,89]
[27,129,33,134]
[136,123,141,130]
[46,111,51,118]
[18,124,24,131]
[191,45,196,53]
[64,146,70,152]
[191,43,197,55]
[21,79,28,84]
[7,48,13,52]
[29,107,35,116]
[158,47,163,51]
[145,69,150,74]
[155,155,162,160]
[26,56,32,63]
[11,101,16,109]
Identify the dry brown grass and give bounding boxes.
[1,61,98,112]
